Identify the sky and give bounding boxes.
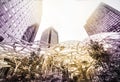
[35,0,120,42]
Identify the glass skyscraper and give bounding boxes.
[0,0,41,42]
[84,3,120,35]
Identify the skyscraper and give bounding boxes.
[40,27,59,48]
[84,3,120,35]
[0,0,42,42]
[22,24,39,43]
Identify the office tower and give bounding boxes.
[22,24,38,43]
[84,3,120,35]
[0,0,42,42]
[40,27,59,48]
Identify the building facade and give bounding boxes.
[0,0,42,42]
[84,3,120,35]
[40,27,59,48]
[22,24,38,43]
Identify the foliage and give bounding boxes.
[0,32,120,82]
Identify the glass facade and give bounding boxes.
[0,0,40,42]
[84,3,120,35]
